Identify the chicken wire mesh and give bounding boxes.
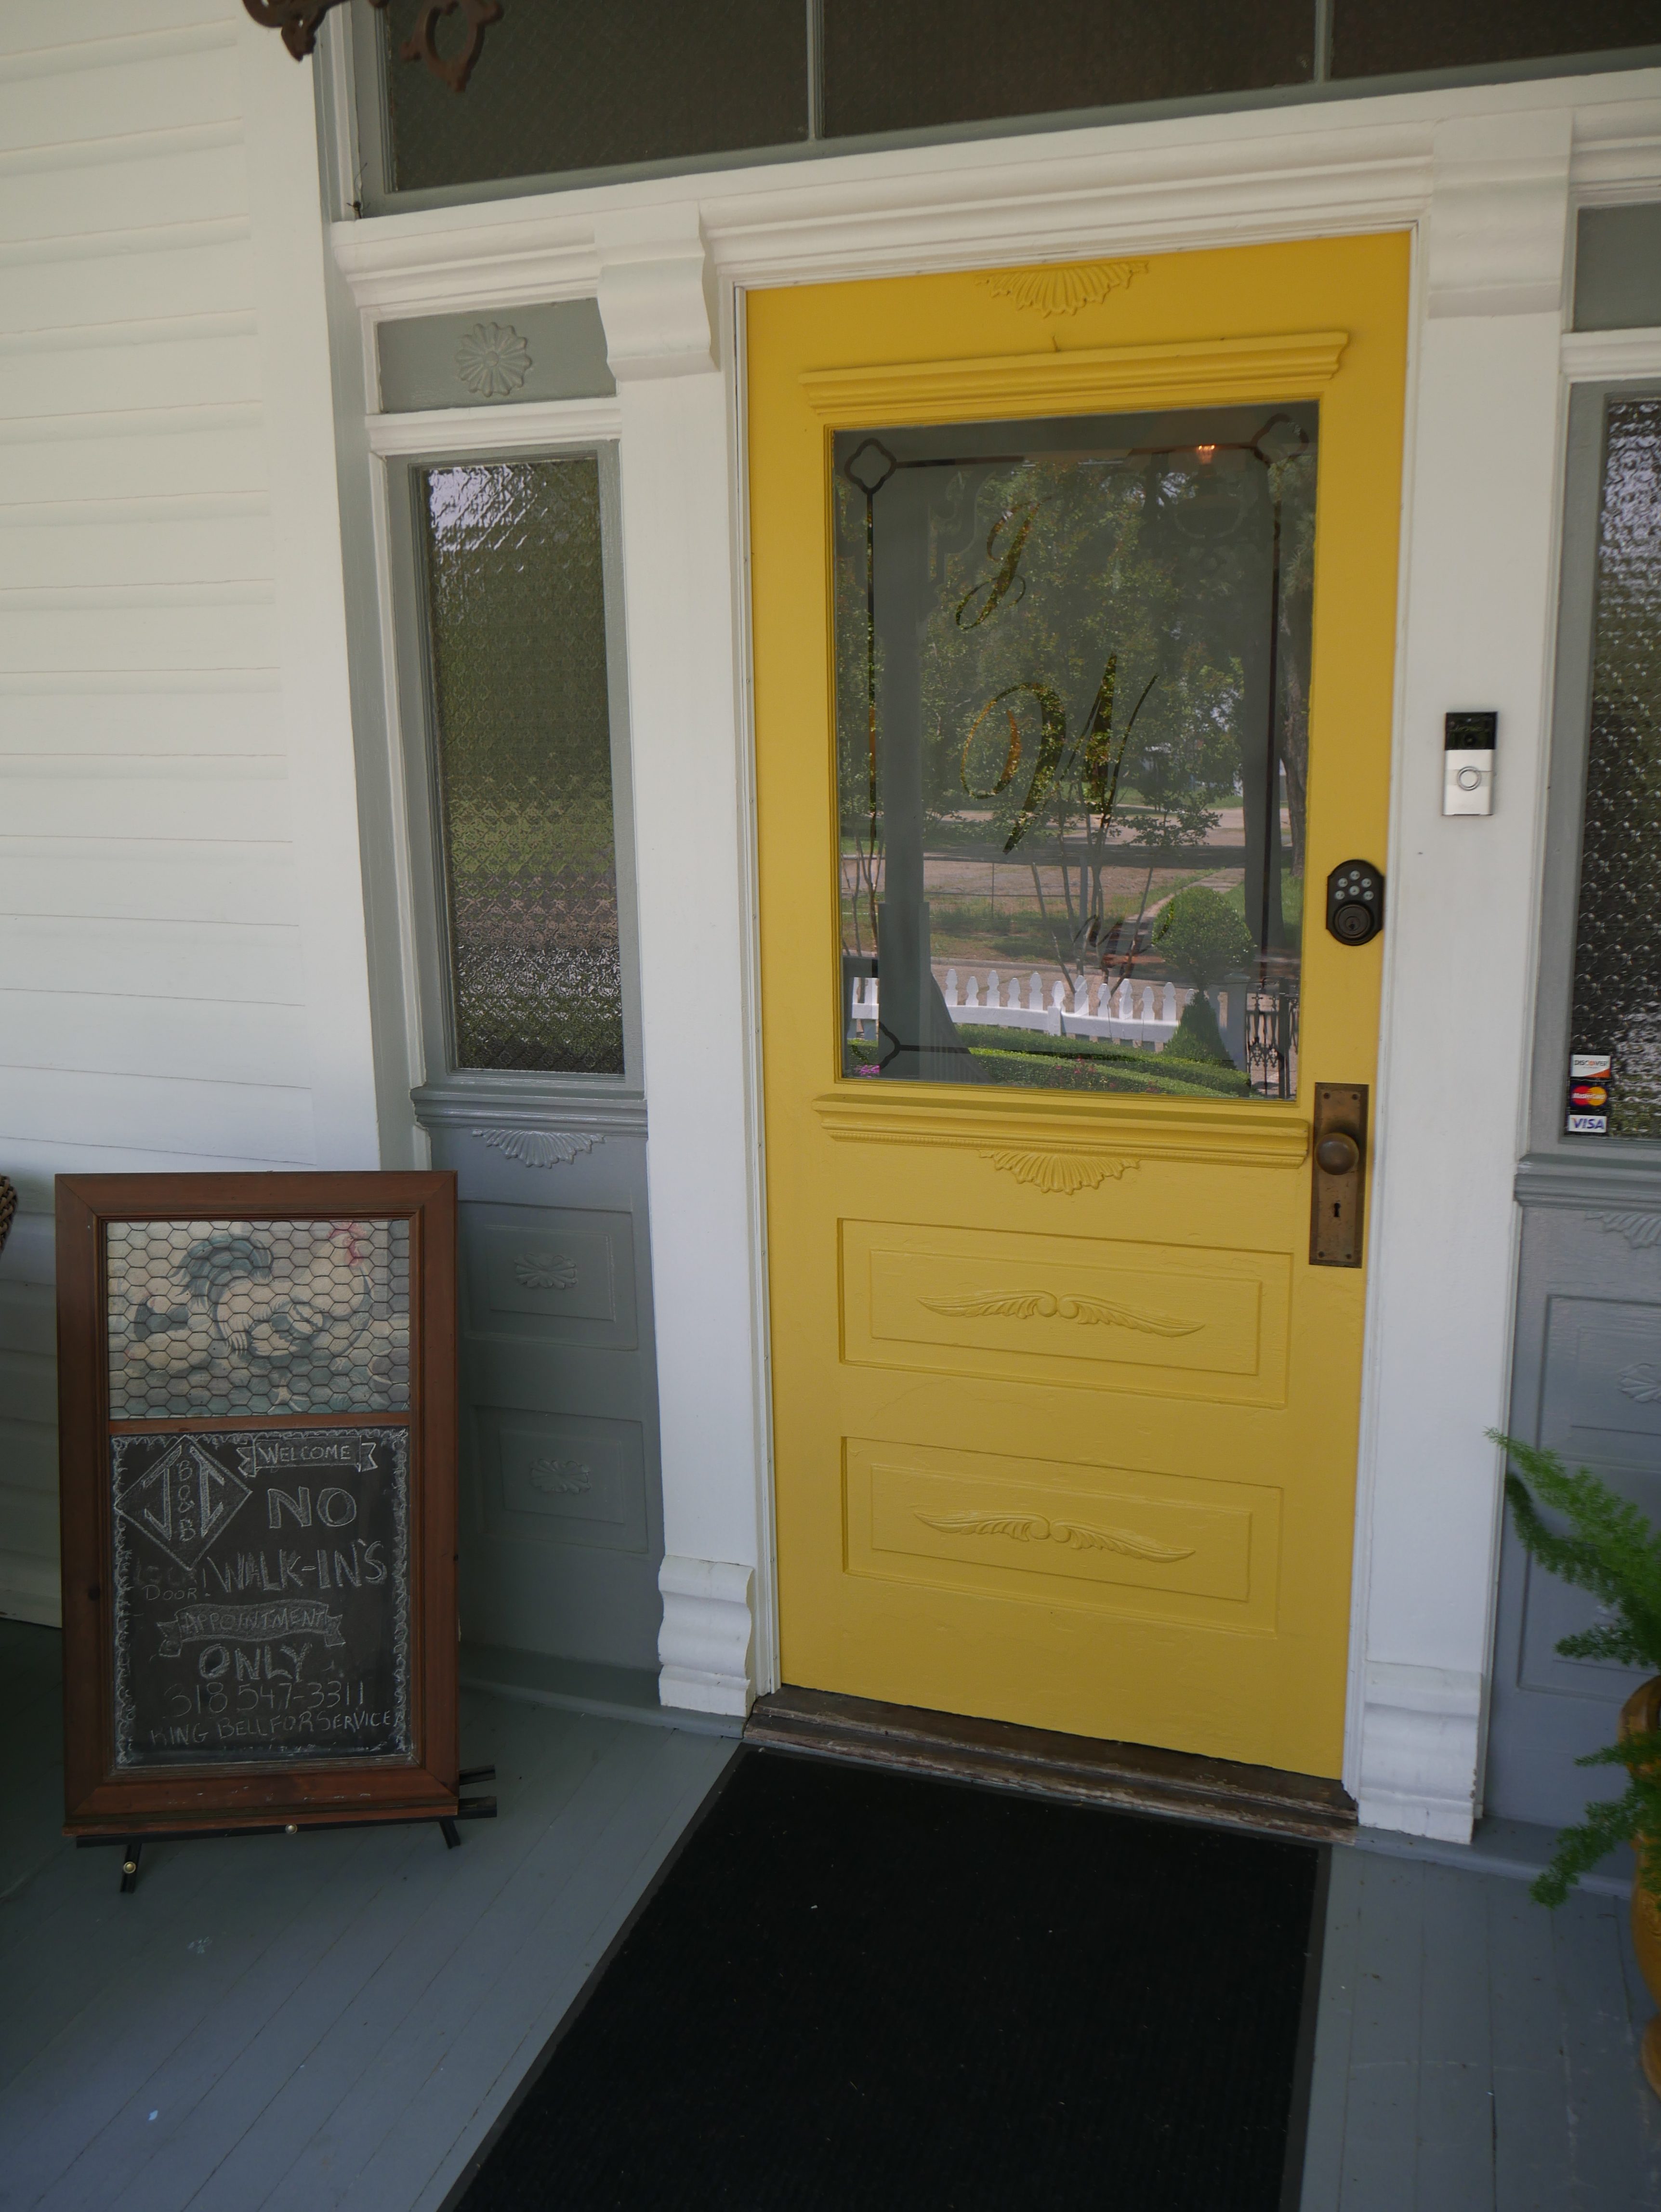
[105,1218,411,1420]
[421,457,626,1076]
[1570,397,1661,1139]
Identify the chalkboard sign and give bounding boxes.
[111,1426,411,1769]
[57,1174,458,1839]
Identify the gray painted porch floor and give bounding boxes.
[1302,1836,1661,2210]
[5,1618,1661,2210]
[0,1622,737,2212]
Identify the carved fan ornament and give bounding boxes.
[923,1288,1200,1338]
[1589,1211,1661,1250]
[471,1128,602,1170]
[916,1509,1193,1562]
[979,260,1151,319]
[243,0,502,93]
[979,1149,1134,1195]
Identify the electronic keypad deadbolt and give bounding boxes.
[1326,860,1384,946]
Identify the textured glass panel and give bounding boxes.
[1569,398,1661,1139]
[1332,0,1661,78]
[835,408,1317,1097]
[824,0,1311,138]
[106,1219,411,1418]
[422,458,624,1076]
[381,0,808,194]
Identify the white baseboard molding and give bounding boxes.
[657,1554,754,1719]
[0,1549,60,1628]
[1356,1659,1484,1842]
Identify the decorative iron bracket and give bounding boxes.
[243,0,501,92]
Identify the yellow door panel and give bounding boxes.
[750,235,1408,1778]
[843,1219,1288,1401]
[846,1437,1277,1622]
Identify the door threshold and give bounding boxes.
[745,1686,1358,1844]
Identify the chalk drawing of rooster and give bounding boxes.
[179,1223,376,1384]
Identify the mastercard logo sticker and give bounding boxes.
[1570,1083,1608,1108]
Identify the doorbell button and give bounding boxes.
[1443,710,1496,817]
[1326,860,1385,946]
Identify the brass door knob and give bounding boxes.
[1316,1132,1360,1175]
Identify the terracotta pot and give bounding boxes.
[1619,1676,1661,2096]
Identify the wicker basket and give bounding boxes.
[0,1175,16,1262]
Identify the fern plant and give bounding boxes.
[1495,1431,1661,1906]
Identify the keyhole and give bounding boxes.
[1332,1201,1342,1218]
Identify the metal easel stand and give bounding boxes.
[79,1767,498,1893]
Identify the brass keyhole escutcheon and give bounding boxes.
[1310,1083,1369,1267]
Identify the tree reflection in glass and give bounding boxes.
[833,407,1317,1097]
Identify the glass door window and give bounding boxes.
[834,406,1317,1098]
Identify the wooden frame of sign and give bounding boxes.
[56,1172,459,1838]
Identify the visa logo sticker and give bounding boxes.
[1570,1054,1612,1078]
[1566,1112,1609,1134]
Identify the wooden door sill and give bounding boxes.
[744,1686,1357,1844]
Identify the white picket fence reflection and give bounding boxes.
[848,970,1190,1049]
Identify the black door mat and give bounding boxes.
[455,1746,1326,2212]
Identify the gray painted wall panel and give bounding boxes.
[1574,203,1661,333]
[377,301,615,411]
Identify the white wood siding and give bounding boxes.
[0,2,378,1624]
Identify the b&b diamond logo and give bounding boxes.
[113,1437,252,1573]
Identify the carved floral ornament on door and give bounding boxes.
[243,0,501,92]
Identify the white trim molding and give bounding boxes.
[1344,100,1575,1841]
[365,395,623,458]
[596,203,718,379]
[658,1555,755,1718]
[1425,108,1572,319]
[1358,1662,1487,1840]
[594,210,768,1707]
[1560,323,1661,379]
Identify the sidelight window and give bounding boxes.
[416,454,625,1078]
[1567,397,1661,1140]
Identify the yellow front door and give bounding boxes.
[750,236,1408,1778]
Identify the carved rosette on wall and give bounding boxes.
[979,260,1151,318]
[243,0,502,92]
[470,1128,602,1170]
[513,1251,578,1290]
[456,323,532,398]
[528,1458,592,1497]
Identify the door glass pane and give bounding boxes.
[420,456,624,1076]
[1569,395,1661,1138]
[835,408,1318,1096]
